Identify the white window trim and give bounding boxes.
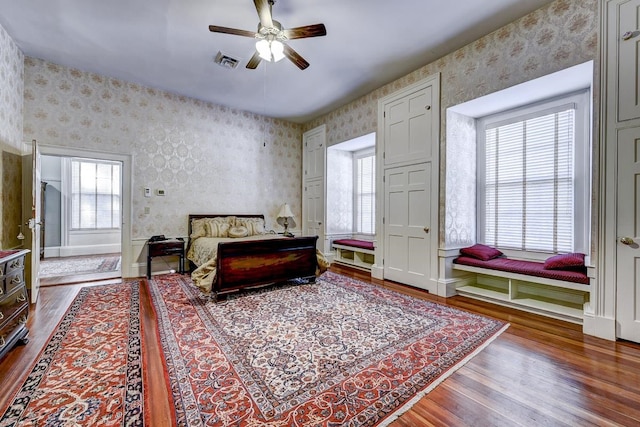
[476,89,591,259]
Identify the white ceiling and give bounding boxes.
[0,0,554,124]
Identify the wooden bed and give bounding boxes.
[188,214,319,301]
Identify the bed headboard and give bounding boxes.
[188,214,265,239]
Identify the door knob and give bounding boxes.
[620,237,635,245]
[423,227,430,233]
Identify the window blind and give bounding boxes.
[483,106,575,253]
[356,154,376,234]
[71,159,121,230]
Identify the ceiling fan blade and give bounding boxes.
[254,0,273,28]
[283,44,309,70]
[209,25,256,38]
[246,51,262,69]
[283,24,327,40]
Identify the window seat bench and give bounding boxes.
[332,239,375,271]
[452,256,590,324]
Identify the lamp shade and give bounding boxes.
[276,203,296,229]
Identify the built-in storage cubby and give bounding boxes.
[454,265,590,324]
[333,244,375,271]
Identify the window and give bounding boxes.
[354,149,376,234]
[71,159,121,230]
[477,90,590,255]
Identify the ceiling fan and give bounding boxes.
[209,0,326,70]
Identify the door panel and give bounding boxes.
[617,127,640,342]
[384,86,432,166]
[304,179,324,253]
[383,163,432,291]
[303,126,326,180]
[618,0,640,121]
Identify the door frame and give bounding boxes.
[37,144,133,278]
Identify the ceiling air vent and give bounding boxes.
[214,52,240,69]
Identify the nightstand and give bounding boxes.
[147,238,185,279]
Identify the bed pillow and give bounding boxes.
[235,217,265,236]
[459,244,503,261]
[228,226,249,238]
[205,217,232,238]
[543,253,585,270]
[190,218,208,239]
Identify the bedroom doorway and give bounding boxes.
[37,145,132,285]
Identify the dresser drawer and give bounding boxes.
[5,256,24,275]
[0,305,28,351]
[0,286,29,325]
[4,270,24,295]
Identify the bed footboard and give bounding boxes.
[213,236,319,301]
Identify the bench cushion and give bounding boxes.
[453,256,589,285]
[333,239,375,251]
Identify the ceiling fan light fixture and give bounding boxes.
[256,38,285,62]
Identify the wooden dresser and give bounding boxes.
[0,249,30,360]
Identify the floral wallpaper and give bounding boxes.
[0,24,23,150]
[0,22,24,250]
[22,58,303,239]
[445,110,476,246]
[303,0,599,248]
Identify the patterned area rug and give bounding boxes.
[0,281,145,426]
[39,254,121,278]
[148,271,508,426]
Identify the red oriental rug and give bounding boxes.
[0,281,146,426]
[148,271,509,426]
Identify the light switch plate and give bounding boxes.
[144,187,151,198]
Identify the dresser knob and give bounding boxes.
[0,311,3,320]
[0,336,5,347]
[17,293,26,303]
[11,276,20,285]
[19,315,27,324]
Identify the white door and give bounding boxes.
[23,139,42,303]
[383,163,434,292]
[302,125,326,253]
[616,127,640,343]
[304,179,325,253]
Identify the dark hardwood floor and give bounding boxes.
[1,265,639,426]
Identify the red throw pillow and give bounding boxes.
[543,253,585,270]
[459,244,503,261]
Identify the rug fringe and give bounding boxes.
[378,322,511,426]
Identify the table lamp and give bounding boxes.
[277,203,296,237]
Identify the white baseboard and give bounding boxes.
[371,265,383,280]
[44,244,121,258]
[582,314,616,341]
[437,275,474,297]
